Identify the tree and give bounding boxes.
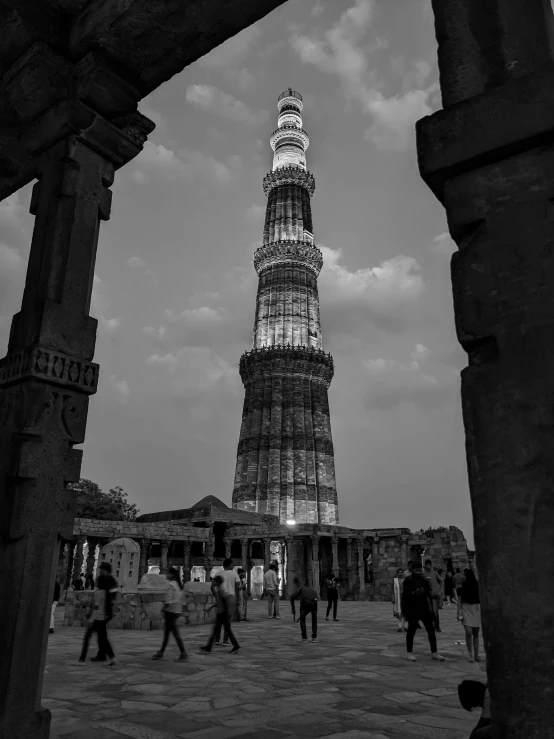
[69,479,139,521]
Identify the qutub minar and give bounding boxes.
[232,89,339,525]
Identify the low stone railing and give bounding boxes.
[63,584,221,630]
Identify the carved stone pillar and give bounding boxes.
[137,539,150,583]
[357,538,366,598]
[331,536,339,574]
[0,88,153,737]
[159,541,170,574]
[71,537,86,581]
[85,537,98,583]
[310,535,320,596]
[285,536,295,598]
[371,537,379,595]
[224,538,232,560]
[263,538,271,569]
[64,540,76,589]
[182,541,191,582]
[418,3,554,733]
[240,538,248,573]
[346,538,355,594]
[399,535,409,570]
[204,532,214,574]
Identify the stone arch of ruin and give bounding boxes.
[0,1,552,737]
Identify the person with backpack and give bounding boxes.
[152,567,187,661]
[77,564,118,666]
[290,577,318,643]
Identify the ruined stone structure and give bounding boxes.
[1,2,552,737]
[233,90,338,525]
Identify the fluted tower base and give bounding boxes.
[232,347,338,525]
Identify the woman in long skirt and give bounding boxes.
[392,568,406,632]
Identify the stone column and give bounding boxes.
[263,538,271,569]
[85,537,98,584]
[310,535,320,596]
[285,536,295,598]
[224,538,232,560]
[331,536,339,574]
[399,536,409,570]
[71,537,86,581]
[346,538,355,595]
[240,538,249,573]
[182,541,191,583]
[357,538,366,598]
[64,541,76,589]
[204,532,214,575]
[159,541,170,574]
[0,86,152,736]
[137,539,150,583]
[371,537,379,594]
[418,3,554,735]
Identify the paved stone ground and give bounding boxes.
[44,600,486,739]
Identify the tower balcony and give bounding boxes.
[239,345,334,388]
[262,166,315,196]
[270,126,310,152]
[253,240,323,275]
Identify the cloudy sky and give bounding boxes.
[0,0,475,546]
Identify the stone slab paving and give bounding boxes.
[44,601,487,739]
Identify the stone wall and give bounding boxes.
[64,589,218,630]
[73,518,209,542]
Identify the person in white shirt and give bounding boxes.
[152,567,187,661]
[263,564,280,619]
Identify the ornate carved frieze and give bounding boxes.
[0,345,99,394]
[254,240,323,275]
[263,166,315,196]
[269,126,310,153]
[240,346,334,387]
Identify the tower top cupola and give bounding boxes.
[271,88,308,171]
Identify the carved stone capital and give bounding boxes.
[240,346,334,388]
[253,240,323,275]
[0,345,98,394]
[263,165,315,196]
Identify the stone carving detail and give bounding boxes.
[0,345,99,394]
[240,346,334,387]
[263,166,315,196]
[254,240,323,275]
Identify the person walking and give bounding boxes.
[423,559,443,632]
[201,573,240,654]
[401,561,445,662]
[453,567,465,600]
[290,577,318,643]
[77,568,117,666]
[403,560,414,578]
[237,568,248,622]
[49,578,61,634]
[457,569,482,662]
[152,567,187,661]
[325,571,340,622]
[392,568,406,632]
[263,563,280,619]
[444,571,456,605]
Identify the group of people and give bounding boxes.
[392,560,483,665]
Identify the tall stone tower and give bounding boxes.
[232,89,338,525]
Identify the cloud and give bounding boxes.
[246,204,265,220]
[0,243,24,271]
[165,306,225,326]
[290,0,435,151]
[430,232,456,256]
[143,325,168,345]
[363,345,454,410]
[127,256,146,268]
[198,24,261,69]
[185,85,268,125]
[146,346,237,394]
[132,142,236,187]
[320,246,424,306]
[109,374,130,404]
[223,67,256,93]
[91,274,122,336]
